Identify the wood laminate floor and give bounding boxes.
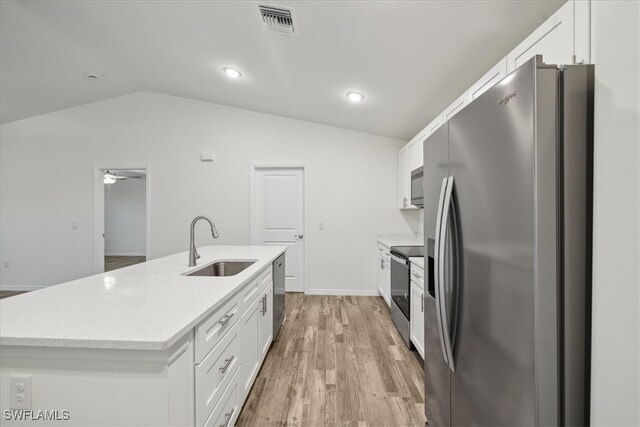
[237,293,425,427]
[104,256,146,272]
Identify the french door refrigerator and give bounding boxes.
[423,56,593,427]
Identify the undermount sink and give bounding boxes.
[186,260,256,277]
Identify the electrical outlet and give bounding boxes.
[318,222,325,230]
[71,221,78,230]
[10,375,31,410]
[3,259,8,268]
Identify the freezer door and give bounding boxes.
[447,58,543,425]
[423,124,452,426]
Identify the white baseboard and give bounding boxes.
[0,284,48,292]
[105,252,146,257]
[305,288,381,297]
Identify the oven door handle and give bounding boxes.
[390,254,408,265]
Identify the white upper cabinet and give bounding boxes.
[506,1,573,72]
[442,92,470,122]
[573,0,591,64]
[408,139,423,174]
[398,147,412,209]
[423,114,443,139]
[397,0,591,210]
[469,58,508,101]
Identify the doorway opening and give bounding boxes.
[93,166,150,273]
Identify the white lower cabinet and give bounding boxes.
[410,281,425,359]
[410,262,425,359]
[195,321,241,427]
[258,285,273,358]
[197,265,274,427]
[377,243,391,307]
[203,368,241,427]
[240,280,272,401]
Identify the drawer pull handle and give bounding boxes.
[219,313,234,326]
[219,408,235,427]
[219,355,235,374]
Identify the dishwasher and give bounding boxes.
[272,253,286,339]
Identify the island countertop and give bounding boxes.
[0,245,286,351]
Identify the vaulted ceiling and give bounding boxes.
[0,0,564,139]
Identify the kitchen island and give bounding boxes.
[0,245,286,426]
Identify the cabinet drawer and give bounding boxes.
[196,321,240,427]
[260,265,272,287]
[195,291,242,363]
[203,368,240,427]
[410,265,424,289]
[241,267,272,315]
[377,243,391,262]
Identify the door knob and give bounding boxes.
[294,234,304,239]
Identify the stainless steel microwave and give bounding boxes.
[410,166,424,208]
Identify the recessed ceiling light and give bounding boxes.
[223,67,242,79]
[346,91,364,102]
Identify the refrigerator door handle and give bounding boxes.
[439,176,457,372]
[433,177,450,366]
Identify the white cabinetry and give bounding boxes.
[399,137,425,209]
[506,1,574,73]
[377,243,391,307]
[408,138,423,174]
[198,264,274,426]
[240,272,272,402]
[409,263,425,359]
[442,92,470,122]
[469,58,508,101]
[258,285,273,358]
[398,147,411,208]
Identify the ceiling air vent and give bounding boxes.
[258,4,296,35]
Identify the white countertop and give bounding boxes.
[377,233,424,248]
[410,256,424,269]
[0,245,286,351]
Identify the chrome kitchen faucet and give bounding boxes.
[189,216,219,266]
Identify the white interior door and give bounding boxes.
[252,167,305,292]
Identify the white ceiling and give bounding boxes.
[0,0,564,140]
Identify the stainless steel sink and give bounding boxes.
[186,261,255,277]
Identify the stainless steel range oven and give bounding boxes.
[390,245,425,347]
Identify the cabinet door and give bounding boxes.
[410,282,425,358]
[377,255,385,297]
[506,0,573,72]
[398,148,410,208]
[240,296,260,400]
[383,259,391,307]
[408,140,422,174]
[442,92,469,122]
[469,58,508,101]
[424,114,443,139]
[258,286,273,360]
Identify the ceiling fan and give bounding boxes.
[103,170,143,184]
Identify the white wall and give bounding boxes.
[104,176,146,256]
[0,91,411,293]
[590,1,640,425]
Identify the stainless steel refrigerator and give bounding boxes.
[423,56,593,426]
